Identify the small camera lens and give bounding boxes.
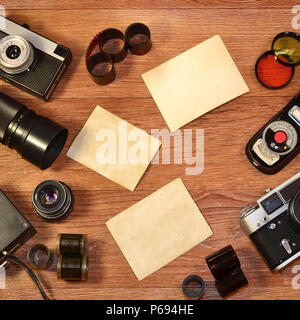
[6,45,21,60]
[0,35,35,74]
[32,180,73,222]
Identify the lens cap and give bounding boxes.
[255,50,294,89]
[272,32,300,65]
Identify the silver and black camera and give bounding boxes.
[0,16,72,100]
[240,172,300,271]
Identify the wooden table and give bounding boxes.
[1,0,300,300]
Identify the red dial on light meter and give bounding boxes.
[274,131,287,144]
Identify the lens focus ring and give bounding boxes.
[0,35,34,74]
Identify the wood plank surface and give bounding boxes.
[0,1,300,300]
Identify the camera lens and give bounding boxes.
[6,45,21,60]
[32,180,73,222]
[41,189,59,206]
[289,191,300,228]
[0,92,68,170]
[0,35,34,74]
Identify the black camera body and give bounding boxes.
[240,172,300,271]
[0,16,72,100]
[0,189,36,267]
[246,94,300,174]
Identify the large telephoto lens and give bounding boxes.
[0,92,68,170]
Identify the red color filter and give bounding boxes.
[255,51,294,89]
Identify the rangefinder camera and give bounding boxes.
[0,16,72,100]
[240,171,300,271]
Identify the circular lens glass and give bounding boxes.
[255,51,294,89]
[6,45,21,60]
[273,33,300,65]
[41,189,59,206]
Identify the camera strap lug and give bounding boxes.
[264,187,272,193]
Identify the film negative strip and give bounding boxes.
[85,23,151,85]
[205,245,248,298]
[125,23,152,55]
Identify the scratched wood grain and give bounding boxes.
[0,1,300,300]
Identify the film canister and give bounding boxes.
[57,233,88,256]
[57,254,89,281]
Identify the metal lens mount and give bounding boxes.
[289,190,300,229]
[0,35,35,75]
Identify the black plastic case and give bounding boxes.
[0,190,36,266]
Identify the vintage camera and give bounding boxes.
[0,189,36,268]
[0,16,72,100]
[246,93,300,174]
[240,172,300,271]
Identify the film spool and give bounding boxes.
[56,233,88,256]
[87,52,116,85]
[57,255,89,281]
[27,244,52,270]
[98,28,128,63]
[182,275,205,300]
[125,23,152,55]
